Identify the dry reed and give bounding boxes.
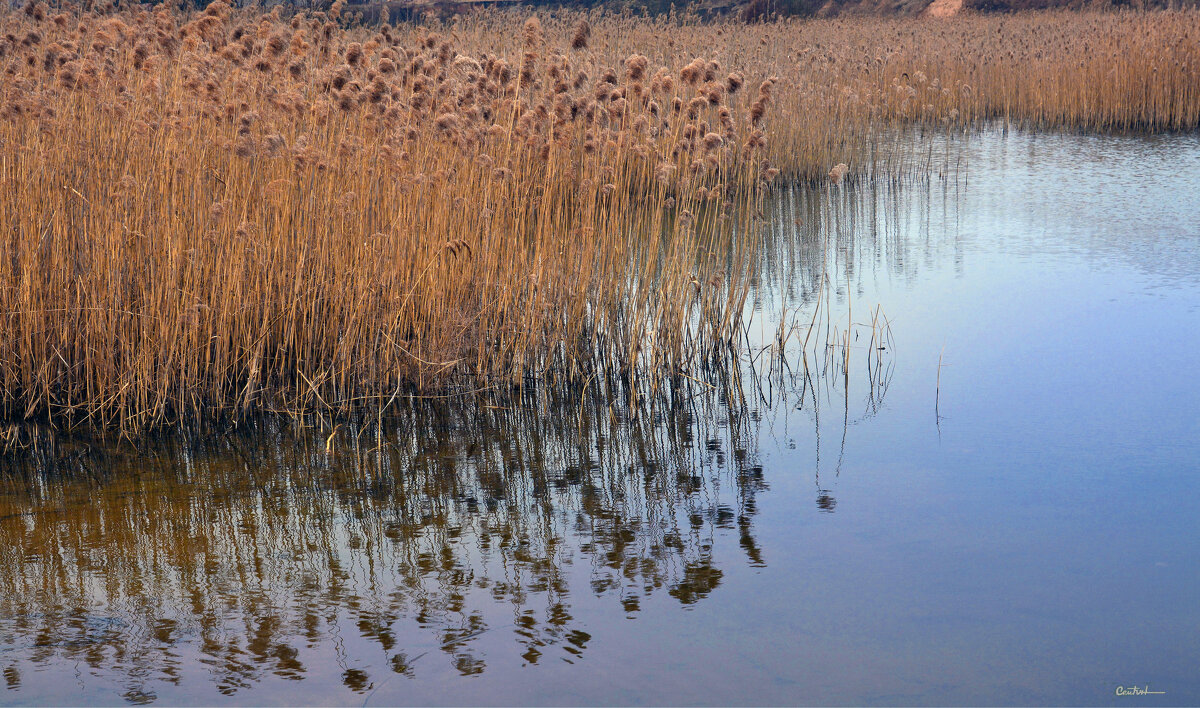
[1,3,1197,430]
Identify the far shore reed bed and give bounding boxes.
[1,2,1198,431]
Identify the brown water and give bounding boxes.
[2,130,1198,705]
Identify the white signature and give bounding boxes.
[1115,685,1166,696]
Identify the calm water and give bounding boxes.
[2,130,1198,706]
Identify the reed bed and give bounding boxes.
[1,2,1197,430]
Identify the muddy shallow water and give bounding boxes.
[1,130,1198,706]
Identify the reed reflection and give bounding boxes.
[0,378,769,700]
[740,179,939,514]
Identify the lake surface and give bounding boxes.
[2,129,1198,706]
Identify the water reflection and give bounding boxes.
[0,379,779,699]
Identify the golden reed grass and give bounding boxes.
[1,2,1197,430]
